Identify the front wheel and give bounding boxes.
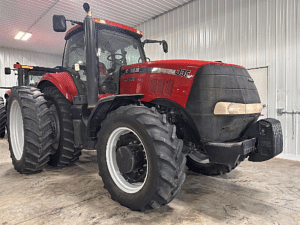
[96,105,186,211]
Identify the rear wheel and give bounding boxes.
[43,86,81,167]
[7,87,52,173]
[186,151,239,176]
[0,97,6,138]
[97,105,186,211]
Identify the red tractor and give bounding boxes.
[4,3,283,211]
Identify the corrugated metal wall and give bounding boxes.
[0,47,62,98]
[136,0,300,160]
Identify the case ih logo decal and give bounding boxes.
[122,67,194,79]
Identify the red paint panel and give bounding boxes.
[40,72,78,101]
[120,72,194,107]
[104,20,141,34]
[13,64,22,69]
[40,73,114,102]
[98,94,114,100]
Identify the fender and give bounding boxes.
[80,94,144,149]
[38,72,78,101]
[4,90,11,99]
[150,98,203,149]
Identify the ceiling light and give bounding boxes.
[15,31,25,40]
[14,31,32,41]
[21,33,32,41]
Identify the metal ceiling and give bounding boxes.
[0,0,190,55]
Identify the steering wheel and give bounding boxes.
[107,54,123,62]
[138,57,150,63]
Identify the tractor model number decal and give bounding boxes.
[176,69,193,78]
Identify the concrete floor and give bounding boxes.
[0,136,300,225]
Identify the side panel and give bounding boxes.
[120,67,198,107]
[39,72,78,101]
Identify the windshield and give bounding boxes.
[63,31,85,69]
[63,28,145,94]
[97,29,145,70]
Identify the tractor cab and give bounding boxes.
[62,19,146,95]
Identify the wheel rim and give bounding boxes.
[189,151,210,164]
[106,127,148,194]
[49,104,60,150]
[10,99,24,160]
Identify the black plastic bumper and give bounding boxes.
[205,118,283,169]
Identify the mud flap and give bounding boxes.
[244,118,283,162]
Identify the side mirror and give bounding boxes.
[162,40,168,53]
[53,15,66,32]
[5,67,11,75]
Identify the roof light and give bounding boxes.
[21,33,32,41]
[15,31,25,40]
[14,31,32,41]
[21,65,33,69]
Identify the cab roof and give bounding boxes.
[65,18,143,40]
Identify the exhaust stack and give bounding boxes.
[83,3,98,108]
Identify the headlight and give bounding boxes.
[214,102,262,115]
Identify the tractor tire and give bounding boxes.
[7,87,52,174]
[186,151,241,176]
[96,105,186,211]
[43,86,81,167]
[0,97,6,138]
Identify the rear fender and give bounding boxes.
[38,72,78,101]
[4,90,11,99]
[87,94,144,141]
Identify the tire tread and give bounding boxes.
[0,97,6,138]
[42,87,81,166]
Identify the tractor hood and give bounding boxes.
[120,59,244,108]
[122,59,243,72]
